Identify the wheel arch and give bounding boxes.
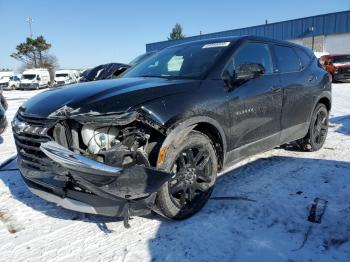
[307,92,332,124]
[317,96,331,112]
[157,116,227,171]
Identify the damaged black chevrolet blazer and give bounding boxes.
[12,36,331,224]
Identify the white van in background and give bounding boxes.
[0,71,13,80]
[0,71,21,90]
[20,68,50,90]
[0,75,21,90]
[54,70,79,87]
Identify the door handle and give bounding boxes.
[270,86,281,92]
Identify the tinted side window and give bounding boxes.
[274,45,300,73]
[295,48,311,70]
[233,43,273,74]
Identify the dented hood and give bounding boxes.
[20,77,200,118]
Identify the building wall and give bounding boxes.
[324,33,350,53]
[289,36,325,52]
[147,11,350,52]
[289,32,350,54]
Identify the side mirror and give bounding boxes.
[222,68,235,88]
[37,76,41,81]
[235,63,265,81]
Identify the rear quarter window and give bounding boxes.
[295,48,311,70]
[273,45,301,73]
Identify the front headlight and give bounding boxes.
[72,111,139,125]
[81,125,119,154]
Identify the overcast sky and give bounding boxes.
[0,0,349,71]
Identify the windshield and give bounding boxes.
[333,55,350,64]
[22,74,36,80]
[56,73,68,78]
[129,52,156,66]
[123,42,231,79]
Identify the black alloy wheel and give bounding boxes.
[156,131,217,219]
[296,103,329,152]
[168,146,215,209]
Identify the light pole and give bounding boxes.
[26,17,33,38]
[309,26,315,51]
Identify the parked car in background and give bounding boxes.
[78,68,91,82]
[0,89,7,135]
[79,63,130,82]
[0,71,13,80]
[54,70,79,87]
[0,74,21,90]
[79,52,157,83]
[12,36,331,223]
[20,68,50,90]
[319,54,350,82]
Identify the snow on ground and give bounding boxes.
[0,84,349,262]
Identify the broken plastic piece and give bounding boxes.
[308,197,328,224]
[122,202,131,228]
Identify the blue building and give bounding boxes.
[146,10,350,56]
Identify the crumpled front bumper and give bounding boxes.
[19,141,172,219]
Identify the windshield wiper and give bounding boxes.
[137,75,198,80]
[138,75,165,78]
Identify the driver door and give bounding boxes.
[224,42,283,156]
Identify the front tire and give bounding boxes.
[296,103,329,152]
[156,131,217,219]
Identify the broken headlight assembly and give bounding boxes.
[65,109,161,169]
[79,123,150,167]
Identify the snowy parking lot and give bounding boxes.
[0,84,349,261]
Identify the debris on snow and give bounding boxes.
[308,197,328,224]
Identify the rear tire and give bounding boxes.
[296,103,329,152]
[156,131,217,219]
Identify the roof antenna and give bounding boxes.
[265,19,268,25]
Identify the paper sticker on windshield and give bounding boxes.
[202,42,230,48]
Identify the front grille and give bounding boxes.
[339,67,350,73]
[14,114,57,171]
[20,83,34,89]
[0,83,8,88]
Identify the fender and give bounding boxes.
[308,89,332,123]
[155,116,227,168]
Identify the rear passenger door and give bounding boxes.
[272,45,315,143]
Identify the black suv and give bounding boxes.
[12,36,331,223]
